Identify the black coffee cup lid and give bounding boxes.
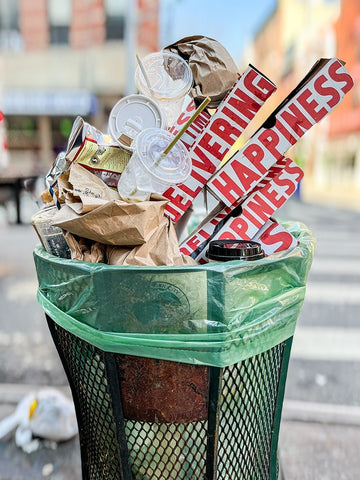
[207,240,265,262]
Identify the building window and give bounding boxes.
[48,0,71,44]
[0,0,22,51]
[7,116,39,150]
[105,0,126,40]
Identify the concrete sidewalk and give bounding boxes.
[0,383,359,480]
[280,400,360,480]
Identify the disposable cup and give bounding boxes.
[135,51,193,128]
[207,240,265,262]
[117,128,192,202]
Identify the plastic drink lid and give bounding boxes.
[207,240,265,262]
[135,51,193,101]
[134,128,192,184]
[108,94,165,150]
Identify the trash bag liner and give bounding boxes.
[34,221,315,367]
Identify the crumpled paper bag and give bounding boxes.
[165,35,239,108]
[64,232,106,263]
[52,199,167,246]
[107,216,197,266]
[57,163,119,214]
[52,163,168,246]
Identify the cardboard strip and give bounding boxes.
[180,157,303,261]
[162,65,277,222]
[249,156,288,193]
[179,200,242,257]
[251,219,298,256]
[170,107,211,151]
[206,58,354,206]
[170,98,202,147]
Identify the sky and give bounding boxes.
[160,0,278,62]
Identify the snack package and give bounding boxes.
[64,116,131,188]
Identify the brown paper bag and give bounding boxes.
[57,163,119,214]
[165,35,239,108]
[64,232,106,263]
[52,198,168,246]
[107,217,197,266]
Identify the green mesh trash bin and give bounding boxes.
[34,221,315,480]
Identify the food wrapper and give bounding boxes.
[165,35,239,108]
[73,139,131,189]
[64,232,106,263]
[107,217,197,266]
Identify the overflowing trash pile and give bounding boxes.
[31,36,353,266]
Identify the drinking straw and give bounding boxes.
[160,96,211,159]
[136,54,155,95]
[45,179,61,210]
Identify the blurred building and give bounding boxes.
[246,0,360,191]
[330,0,360,187]
[0,0,159,175]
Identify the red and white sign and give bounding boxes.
[179,199,242,258]
[169,98,211,150]
[180,157,303,261]
[251,219,298,256]
[207,58,354,206]
[249,156,288,193]
[163,65,276,222]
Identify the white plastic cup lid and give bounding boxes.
[135,51,193,101]
[108,94,166,150]
[134,128,192,185]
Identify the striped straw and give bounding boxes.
[46,179,61,210]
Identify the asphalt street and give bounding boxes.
[0,192,359,479]
[277,199,360,408]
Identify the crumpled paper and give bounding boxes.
[107,216,197,266]
[50,163,196,266]
[57,163,119,214]
[165,35,239,108]
[52,198,167,246]
[64,232,106,263]
[52,164,168,246]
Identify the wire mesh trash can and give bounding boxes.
[34,222,315,480]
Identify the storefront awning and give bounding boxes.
[2,89,98,116]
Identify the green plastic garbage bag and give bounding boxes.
[34,221,315,367]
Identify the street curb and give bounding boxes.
[282,399,360,427]
[0,383,71,404]
[1,383,360,427]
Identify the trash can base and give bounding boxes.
[46,315,291,480]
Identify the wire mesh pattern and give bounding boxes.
[48,320,123,480]
[217,345,284,479]
[125,420,207,479]
[47,315,287,480]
